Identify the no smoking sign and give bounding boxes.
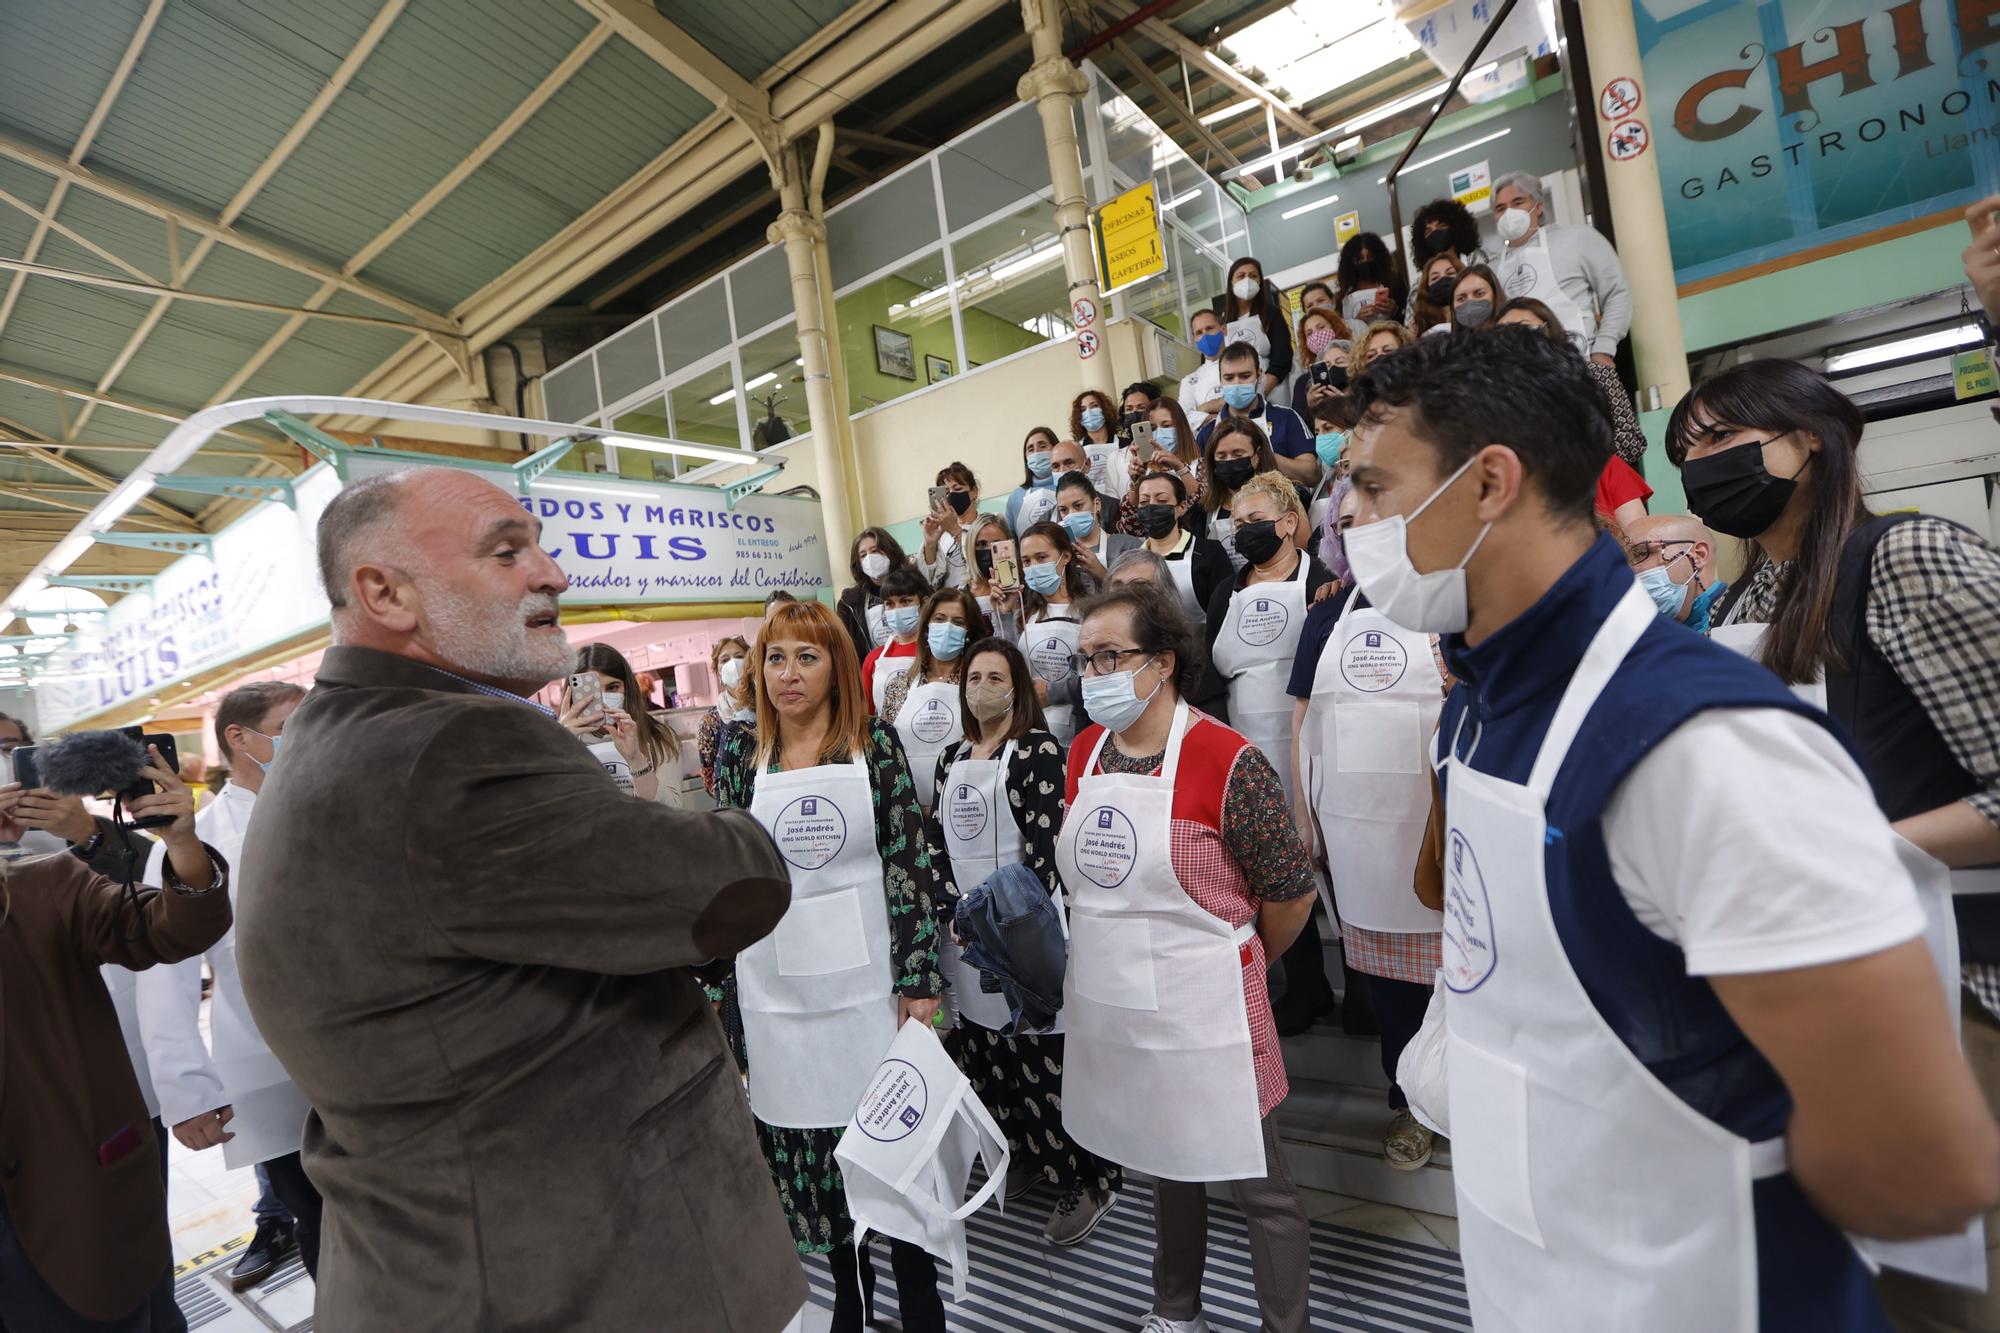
[1599,76,1641,121]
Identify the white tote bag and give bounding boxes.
[1394,971,1451,1137]
[835,1019,1010,1300]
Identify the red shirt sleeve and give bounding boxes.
[1065,724,1103,804]
[861,647,882,713]
[1595,456,1653,519]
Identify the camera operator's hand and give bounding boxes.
[10,788,97,844]
[1965,195,2000,324]
[133,746,216,890]
[173,1105,235,1150]
[557,689,605,738]
[0,783,25,844]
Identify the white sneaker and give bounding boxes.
[1138,1314,1210,1333]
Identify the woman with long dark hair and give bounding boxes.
[836,527,913,662]
[924,637,1123,1244]
[1669,359,2000,1321]
[1218,255,1294,407]
[1114,395,1206,537]
[881,586,985,812]
[571,642,683,804]
[1334,232,1408,329]
[1007,426,1064,534]
[1069,386,1127,500]
[1200,416,1281,571]
[1011,520,1095,749]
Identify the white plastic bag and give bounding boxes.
[835,1019,1009,1300]
[1395,970,1450,1137]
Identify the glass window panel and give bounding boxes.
[550,435,612,475]
[542,355,598,424]
[737,320,809,451]
[608,397,675,482]
[594,316,661,405]
[668,361,745,462]
[1093,70,1158,189]
[731,246,794,337]
[831,247,950,414]
[827,166,941,290]
[657,278,731,371]
[1119,264,1183,337]
[938,105,1051,231]
[1175,232,1223,335]
[1162,162,1224,248]
[950,201,1068,369]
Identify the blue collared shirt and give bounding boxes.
[429,666,557,717]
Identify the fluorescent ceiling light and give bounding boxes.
[1280,193,1341,220]
[46,531,95,576]
[1214,2,1416,107]
[706,372,775,405]
[989,243,1063,282]
[1198,99,1257,126]
[1163,188,1205,211]
[536,480,653,501]
[1376,127,1513,182]
[1824,324,1981,373]
[744,371,777,392]
[1333,80,1449,136]
[91,474,155,530]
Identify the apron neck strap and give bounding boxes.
[1085,700,1193,780]
[1524,581,1656,801]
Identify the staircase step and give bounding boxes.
[1272,1076,1457,1217]
[1279,1021,1390,1091]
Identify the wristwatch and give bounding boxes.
[162,844,225,895]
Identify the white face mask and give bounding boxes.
[719,657,745,689]
[602,691,624,715]
[1343,455,1492,634]
[860,551,890,579]
[1232,276,1260,302]
[1497,205,1534,242]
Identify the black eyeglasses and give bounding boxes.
[1068,648,1155,677]
[1625,540,1693,567]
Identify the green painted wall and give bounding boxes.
[1638,408,1686,517]
[832,271,1044,414]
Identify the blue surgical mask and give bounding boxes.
[1081,406,1107,433]
[927,621,967,660]
[1025,561,1064,595]
[1196,331,1225,359]
[1156,425,1178,451]
[1081,660,1160,733]
[885,605,920,636]
[1221,383,1259,411]
[244,729,281,773]
[1638,563,1694,621]
[1315,431,1346,469]
[1061,510,1097,541]
[1026,450,1054,480]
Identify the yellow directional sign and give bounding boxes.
[1093,181,1168,294]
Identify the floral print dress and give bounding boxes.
[712,719,944,1254]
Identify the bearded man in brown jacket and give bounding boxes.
[237,467,802,1331]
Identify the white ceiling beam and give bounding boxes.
[1105,36,1242,168]
[206,21,616,407]
[578,0,786,163]
[75,0,415,439]
[0,366,283,451]
[1093,0,1318,138]
[0,260,454,334]
[0,185,165,284]
[0,0,167,343]
[2,444,196,531]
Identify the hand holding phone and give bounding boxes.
[1129,420,1156,463]
[564,673,607,737]
[990,539,1020,590]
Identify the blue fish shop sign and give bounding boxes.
[1638,0,2000,283]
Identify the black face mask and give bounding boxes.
[1136,503,1179,539]
[1425,277,1456,307]
[1233,518,1286,567]
[1421,227,1456,258]
[946,490,972,515]
[1681,435,1803,539]
[974,547,995,577]
[1213,457,1257,491]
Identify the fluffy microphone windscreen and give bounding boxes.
[37,730,147,797]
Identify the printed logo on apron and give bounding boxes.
[1340,628,1409,692]
[1029,635,1070,682]
[774,795,848,870]
[911,697,956,744]
[1504,262,1537,296]
[1072,805,1139,887]
[854,1057,931,1142]
[948,782,989,841]
[1235,596,1289,646]
[1442,828,1497,992]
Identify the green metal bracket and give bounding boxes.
[155,473,296,508]
[0,634,66,650]
[515,436,578,492]
[50,574,156,595]
[722,465,785,509]
[262,409,346,464]
[92,531,216,559]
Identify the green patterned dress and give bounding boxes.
[712,719,944,1253]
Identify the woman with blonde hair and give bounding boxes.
[1350,319,1414,383]
[712,599,947,1331]
[696,634,753,797]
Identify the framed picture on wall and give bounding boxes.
[874,325,916,380]
[925,353,954,384]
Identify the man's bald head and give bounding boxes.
[316,466,572,689]
[1625,513,1717,577]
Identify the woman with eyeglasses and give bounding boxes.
[713,599,946,1332]
[1059,580,1317,1333]
[923,638,1123,1247]
[881,587,985,813]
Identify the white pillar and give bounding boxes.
[1019,0,1115,398]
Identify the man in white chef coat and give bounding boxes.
[137,681,324,1282]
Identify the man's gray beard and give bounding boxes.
[418,577,571,685]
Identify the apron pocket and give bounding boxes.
[1069,913,1158,1011]
[1336,699,1423,774]
[1446,1035,1545,1248]
[776,887,872,976]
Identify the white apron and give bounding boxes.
[144,787,310,1169]
[894,676,962,810]
[865,600,890,649]
[1058,704,1266,1182]
[1163,545,1202,619]
[1225,313,1271,367]
[1209,556,1311,806]
[1023,608,1080,748]
[1303,601,1446,935]
[1500,229,1597,357]
[1084,442,1120,498]
[871,645,914,714]
[836,1019,1009,1301]
[1439,583,1814,1328]
[1709,611,1829,709]
[940,743,1037,1031]
[1017,485,1059,532]
[1209,512,1243,572]
[741,757,900,1129]
[587,739,636,794]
